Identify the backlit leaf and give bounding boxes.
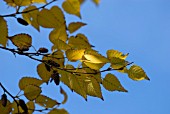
[49,25,67,43]
[22,6,40,31]
[19,77,43,90]
[13,0,32,6]
[68,22,86,33]
[52,39,71,51]
[0,17,8,47]
[107,49,128,60]
[26,101,35,114]
[0,100,12,114]
[68,34,92,49]
[35,94,59,108]
[128,65,150,81]
[62,0,81,18]
[33,0,47,4]
[37,63,53,83]
[102,73,127,92]
[83,62,105,70]
[48,108,68,114]
[84,54,108,63]
[37,6,65,28]
[60,87,68,104]
[59,69,87,99]
[85,76,103,99]
[66,49,85,61]
[9,33,32,51]
[24,85,42,101]
[92,0,100,5]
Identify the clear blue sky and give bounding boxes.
[0,0,170,114]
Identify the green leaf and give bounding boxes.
[68,22,86,33]
[37,63,53,83]
[128,65,150,81]
[62,0,81,18]
[37,6,65,28]
[9,33,32,51]
[0,17,8,47]
[48,108,68,114]
[19,77,43,90]
[24,85,42,101]
[35,94,59,108]
[102,73,128,92]
[22,5,40,31]
[60,87,68,104]
[66,49,85,61]
[49,25,68,43]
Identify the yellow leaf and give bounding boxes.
[49,25,68,43]
[13,0,32,6]
[83,62,105,70]
[51,39,71,51]
[79,0,85,4]
[43,50,65,68]
[60,86,68,104]
[66,49,85,61]
[84,54,108,63]
[107,49,128,60]
[37,63,53,83]
[22,6,40,31]
[9,34,32,51]
[92,0,100,5]
[3,0,16,7]
[19,77,43,90]
[32,0,47,3]
[128,65,150,81]
[48,108,68,114]
[27,101,35,114]
[102,73,127,92]
[62,0,81,18]
[59,69,87,99]
[0,17,8,47]
[35,94,59,108]
[68,22,86,33]
[68,34,92,49]
[37,6,65,28]
[0,100,12,114]
[24,85,42,101]
[85,76,103,99]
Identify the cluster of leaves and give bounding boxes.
[0,0,149,114]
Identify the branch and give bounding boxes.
[0,0,57,17]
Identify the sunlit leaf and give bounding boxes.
[37,63,53,83]
[19,77,43,90]
[107,49,128,60]
[52,39,71,51]
[33,0,47,4]
[92,0,100,5]
[0,17,8,47]
[59,68,87,99]
[0,100,12,114]
[62,0,81,18]
[60,86,68,104]
[48,108,68,114]
[68,34,92,49]
[66,49,85,61]
[35,94,59,108]
[84,53,108,63]
[43,50,65,68]
[83,62,105,70]
[68,22,86,33]
[9,33,32,51]
[22,5,40,31]
[102,73,127,92]
[49,25,68,43]
[37,6,65,28]
[24,85,42,101]
[128,65,150,81]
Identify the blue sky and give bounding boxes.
[0,0,170,114]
